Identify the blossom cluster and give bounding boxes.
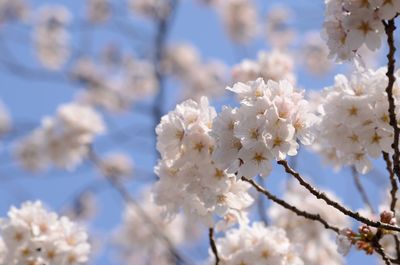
[74,56,157,112]
[209,222,303,265]
[323,0,400,61]
[301,32,332,75]
[232,50,295,85]
[208,0,258,43]
[154,97,253,225]
[87,0,110,23]
[269,181,349,265]
[212,78,316,178]
[0,201,90,265]
[312,67,400,173]
[33,5,71,70]
[265,6,295,49]
[98,152,133,179]
[16,103,105,171]
[163,43,227,100]
[114,191,187,265]
[129,0,171,19]
[0,0,28,23]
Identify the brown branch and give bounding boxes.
[383,151,400,259]
[209,227,220,265]
[372,229,393,265]
[376,241,392,265]
[277,160,400,232]
[241,176,340,233]
[351,166,375,213]
[383,19,400,182]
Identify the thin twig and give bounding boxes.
[351,166,375,214]
[241,176,340,233]
[383,152,399,215]
[277,160,400,232]
[383,151,400,259]
[209,227,220,265]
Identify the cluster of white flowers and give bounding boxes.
[209,222,303,265]
[232,50,296,85]
[87,0,110,23]
[33,5,71,70]
[98,152,133,179]
[312,67,399,173]
[265,6,295,49]
[302,32,332,76]
[212,78,316,178]
[323,0,400,61]
[16,103,105,171]
[154,97,253,225]
[63,191,97,222]
[0,201,90,265]
[129,0,171,19]
[114,191,186,265]
[0,0,28,22]
[74,56,157,112]
[210,0,258,43]
[163,43,227,100]
[269,181,349,265]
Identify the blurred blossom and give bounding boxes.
[75,55,157,112]
[164,43,227,100]
[87,0,111,23]
[99,152,133,179]
[232,50,296,84]
[15,103,105,171]
[301,32,332,76]
[269,180,349,265]
[33,5,71,70]
[265,6,296,49]
[101,44,123,68]
[113,190,187,265]
[0,0,28,23]
[129,0,171,20]
[64,191,98,222]
[213,0,258,44]
[209,222,304,265]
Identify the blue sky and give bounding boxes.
[0,0,392,264]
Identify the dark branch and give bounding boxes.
[209,227,220,265]
[241,176,340,233]
[383,19,400,182]
[277,160,400,232]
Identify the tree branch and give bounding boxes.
[383,151,400,260]
[383,19,400,182]
[277,160,400,232]
[209,227,220,265]
[241,176,340,233]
